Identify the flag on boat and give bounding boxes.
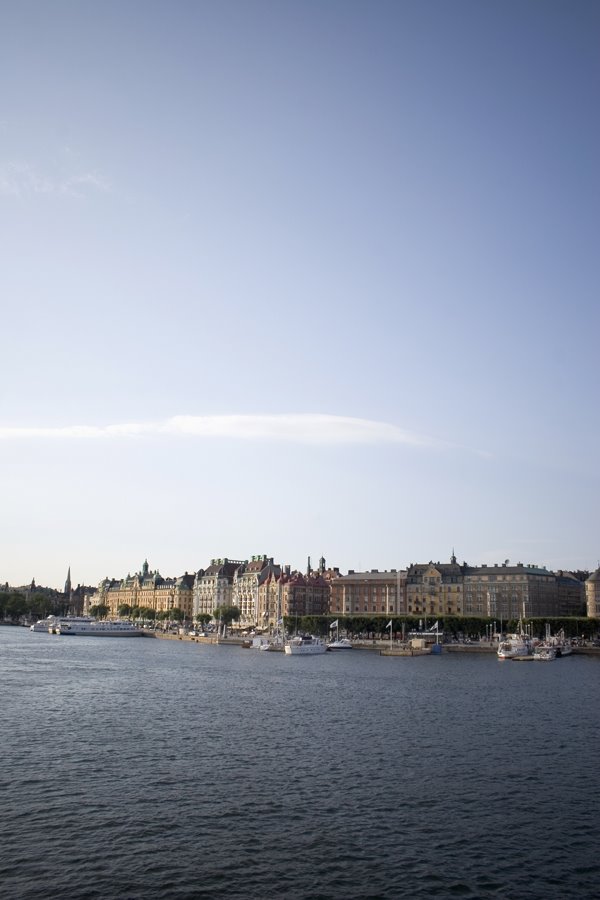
[386,620,393,629]
[329,620,339,629]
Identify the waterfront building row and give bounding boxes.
[192,555,332,627]
[330,555,586,621]
[88,554,593,625]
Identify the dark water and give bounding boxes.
[1,628,599,899]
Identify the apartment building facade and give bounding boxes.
[329,568,405,616]
[193,558,242,619]
[463,563,584,620]
[404,556,585,620]
[257,567,330,629]
[231,555,281,626]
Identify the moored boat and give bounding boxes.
[327,620,352,651]
[30,616,59,633]
[497,633,532,659]
[30,616,94,634]
[328,638,353,651]
[57,619,143,637]
[259,635,285,652]
[536,627,573,658]
[284,635,327,655]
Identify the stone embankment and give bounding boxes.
[150,631,245,646]
[147,632,600,655]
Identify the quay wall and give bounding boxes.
[150,632,244,646]
[146,632,600,655]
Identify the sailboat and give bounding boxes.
[259,630,285,652]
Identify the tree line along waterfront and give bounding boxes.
[253,614,598,643]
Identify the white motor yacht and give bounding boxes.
[497,634,532,659]
[328,638,353,651]
[57,619,143,637]
[284,635,327,655]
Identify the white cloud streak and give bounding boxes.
[0,414,439,447]
[0,162,109,198]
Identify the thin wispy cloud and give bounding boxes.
[0,414,444,448]
[0,162,109,198]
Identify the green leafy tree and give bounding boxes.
[213,605,241,633]
[169,607,184,622]
[195,613,212,628]
[118,604,132,618]
[29,594,53,618]
[89,603,110,619]
[5,593,27,620]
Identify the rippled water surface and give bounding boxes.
[1,628,599,899]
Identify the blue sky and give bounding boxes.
[1,0,598,588]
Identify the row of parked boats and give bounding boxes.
[497,627,573,661]
[31,616,576,660]
[31,617,350,651]
[249,631,352,655]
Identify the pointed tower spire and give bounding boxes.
[64,567,72,595]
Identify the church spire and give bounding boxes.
[64,566,72,595]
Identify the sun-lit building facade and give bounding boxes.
[405,558,464,617]
[232,555,281,626]
[193,559,243,619]
[95,560,195,619]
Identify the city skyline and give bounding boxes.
[2,1,598,586]
[4,549,593,595]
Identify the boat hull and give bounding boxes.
[58,621,144,637]
[284,645,327,655]
[497,635,532,659]
[284,637,327,655]
[327,640,353,651]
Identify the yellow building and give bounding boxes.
[406,557,463,617]
[95,560,195,619]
